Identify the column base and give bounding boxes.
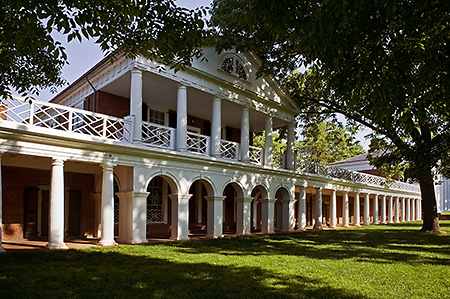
[98,240,118,246]
[46,242,69,250]
[170,236,190,241]
[0,246,6,253]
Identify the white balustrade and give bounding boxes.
[221,140,240,160]
[249,145,263,165]
[298,161,420,193]
[0,96,132,142]
[187,132,210,155]
[273,152,285,169]
[142,121,176,149]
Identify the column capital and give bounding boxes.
[169,193,192,202]
[101,161,116,171]
[51,158,66,167]
[259,198,277,204]
[205,196,226,202]
[131,68,143,75]
[236,197,253,203]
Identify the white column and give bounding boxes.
[169,194,191,240]
[240,107,250,163]
[417,198,421,220]
[298,186,307,229]
[411,198,415,221]
[117,191,148,244]
[380,195,386,224]
[264,116,273,166]
[406,198,411,221]
[343,191,349,227]
[252,200,258,229]
[99,162,116,246]
[353,193,360,226]
[0,154,5,253]
[130,68,143,143]
[330,189,337,228]
[260,198,275,234]
[394,197,400,223]
[176,85,188,152]
[401,197,405,222]
[373,194,379,224]
[205,196,225,238]
[46,158,68,249]
[313,188,322,230]
[211,97,222,157]
[364,193,370,225]
[236,197,252,235]
[286,123,295,170]
[388,196,394,223]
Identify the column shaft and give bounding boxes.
[286,123,295,170]
[170,194,191,240]
[364,194,370,225]
[176,85,188,151]
[206,196,225,238]
[236,197,252,235]
[240,107,250,163]
[264,116,273,166]
[211,97,222,157]
[313,188,323,230]
[298,186,307,229]
[130,69,143,142]
[260,198,275,234]
[330,190,337,228]
[373,195,379,224]
[380,195,386,224]
[343,192,349,227]
[395,197,400,223]
[388,196,394,223]
[100,162,116,246]
[354,193,360,226]
[401,197,406,222]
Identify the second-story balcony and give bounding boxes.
[0,95,420,193]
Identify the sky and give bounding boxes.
[35,0,371,150]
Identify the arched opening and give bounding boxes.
[188,179,213,237]
[146,176,174,239]
[222,182,244,234]
[251,186,268,232]
[274,187,290,231]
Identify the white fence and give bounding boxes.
[187,132,210,155]
[0,96,132,142]
[142,121,176,149]
[221,140,240,160]
[249,145,263,165]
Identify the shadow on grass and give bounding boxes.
[169,221,450,266]
[0,250,364,298]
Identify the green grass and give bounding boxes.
[1,221,450,298]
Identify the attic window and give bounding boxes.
[221,56,248,80]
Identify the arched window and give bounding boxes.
[221,56,248,80]
[147,176,164,223]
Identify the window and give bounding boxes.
[220,56,248,80]
[147,177,164,223]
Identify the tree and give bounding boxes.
[211,0,450,232]
[298,120,365,165]
[1,0,209,99]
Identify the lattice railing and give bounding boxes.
[0,96,132,142]
[142,121,175,149]
[298,161,420,192]
[249,145,263,165]
[273,152,285,169]
[187,132,210,155]
[221,140,240,160]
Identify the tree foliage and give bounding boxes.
[211,0,450,232]
[298,120,365,165]
[0,0,209,98]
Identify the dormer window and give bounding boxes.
[221,56,248,80]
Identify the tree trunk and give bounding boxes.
[419,169,441,232]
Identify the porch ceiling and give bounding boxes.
[99,70,290,132]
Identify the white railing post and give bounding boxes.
[29,100,34,125]
[102,118,107,138]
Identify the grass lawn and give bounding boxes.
[1,221,449,298]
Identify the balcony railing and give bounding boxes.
[273,152,285,169]
[249,145,263,165]
[142,121,176,149]
[187,132,210,155]
[0,97,421,193]
[0,96,132,142]
[221,140,240,160]
[298,161,421,192]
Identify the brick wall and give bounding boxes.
[90,91,130,118]
[1,166,96,241]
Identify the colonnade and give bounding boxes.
[296,187,422,230]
